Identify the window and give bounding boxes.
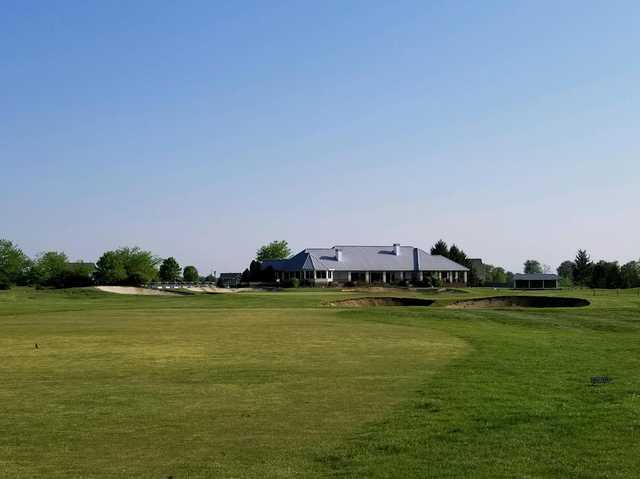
[316,271,327,279]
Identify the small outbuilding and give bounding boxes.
[513,273,559,289]
[218,273,242,288]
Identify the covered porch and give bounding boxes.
[275,270,468,285]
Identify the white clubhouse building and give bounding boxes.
[261,244,469,285]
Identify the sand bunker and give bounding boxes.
[447,296,590,309]
[331,297,435,307]
[95,286,178,296]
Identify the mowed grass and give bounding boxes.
[1,288,640,478]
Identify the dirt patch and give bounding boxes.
[330,297,435,307]
[447,296,590,309]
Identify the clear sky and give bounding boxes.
[2,1,639,274]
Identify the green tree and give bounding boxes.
[620,261,640,289]
[256,240,291,261]
[488,266,507,284]
[523,260,543,274]
[573,249,592,286]
[95,247,159,286]
[183,265,199,283]
[95,250,128,285]
[121,247,160,285]
[448,244,467,264]
[505,271,515,285]
[430,240,449,257]
[32,251,69,287]
[589,261,621,289]
[557,260,575,280]
[159,257,181,282]
[0,239,31,289]
[63,261,95,288]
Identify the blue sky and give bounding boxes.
[2,1,639,273]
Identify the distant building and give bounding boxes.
[218,273,242,288]
[513,273,559,289]
[261,244,469,285]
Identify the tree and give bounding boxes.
[159,257,181,282]
[0,239,31,289]
[62,261,95,288]
[430,240,449,257]
[32,251,69,288]
[448,244,467,265]
[248,260,262,281]
[241,268,250,283]
[95,247,159,286]
[256,240,291,261]
[523,260,543,274]
[573,249,592,286]
[95,250,128,285]
[505,271,515,285]
[557,261,575,280]
[620,261,640,289]
[183,265,199,283]
[589,261,621,289]
[488,266,508,284]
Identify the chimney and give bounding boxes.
[335,248,343,262]
[393,243,400,256]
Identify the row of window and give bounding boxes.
[280,271,463,280]
[282,271,333,280]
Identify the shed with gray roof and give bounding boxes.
[513,273,559,289]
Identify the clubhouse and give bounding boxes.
[261,244,470,285]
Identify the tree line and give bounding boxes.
[0,239,206,290]
[555,250,640,289]
[518,250,640,289]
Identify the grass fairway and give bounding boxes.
[1,288,640,478]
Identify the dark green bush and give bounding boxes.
[284,278,300,288]
[0,275,11,290]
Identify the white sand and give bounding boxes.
[95,286,177,296]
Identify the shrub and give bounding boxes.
[284,278,300,288]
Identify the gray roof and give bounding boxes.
[219,272,242,279]
[514,273,559,281]
[262,245,469,272]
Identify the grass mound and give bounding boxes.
[447,295,590,309]
[331,297,435,307]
